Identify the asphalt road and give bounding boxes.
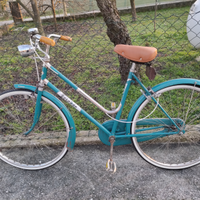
[1,143,200,199]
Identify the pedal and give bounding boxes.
[106,159,117,173]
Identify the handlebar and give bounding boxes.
[60,35,72,41]
[32,33,72,47]
[40,36,56,46]
[27,28,72,62]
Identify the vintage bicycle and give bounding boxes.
[1,28,200,171]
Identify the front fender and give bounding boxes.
[14,84,76,150]
[126,78,200,135]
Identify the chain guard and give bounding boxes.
[98,120,131,146]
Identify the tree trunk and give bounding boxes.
[30,0,45,35]
[96,0,133,83]
[39,0,43,12]
[0,0,9,19]
[9,2,23,24]
[16,0,34,19]
[0,0,6,11]
[62,0,67,18]
[154,0,158,32]
[130,0,136,21]
[51,0,58,31]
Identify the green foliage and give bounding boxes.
[1,6,200,130]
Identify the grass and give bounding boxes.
[0,6,200,131]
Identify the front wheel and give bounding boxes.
[0,89,70,170]
[132,85,200,169]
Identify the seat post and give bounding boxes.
[130,62,137,73]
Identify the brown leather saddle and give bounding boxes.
[114,44,157,80]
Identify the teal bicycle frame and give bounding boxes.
[14,61,186,148]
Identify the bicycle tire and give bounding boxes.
[131,85,200,169]
[0,89,70,170]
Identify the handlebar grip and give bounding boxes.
[60,35,72,41]
[40,36,56,46]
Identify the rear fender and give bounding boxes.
[126,78,200,135]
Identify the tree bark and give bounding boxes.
[51,0,58,31]
[16,0,34,19]
[0,0,6,11]
[130,0,136,21]
[154,0,158,32]
[9,2,23,24]
[62,0,67,18]
[0,0,9,19]
[30,0,45,35]
[96,0,132,83]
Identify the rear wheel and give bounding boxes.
[0,89,70,170]
[132,85,200,169]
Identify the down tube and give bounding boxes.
[80,109,111,137]
[45,80,111,137]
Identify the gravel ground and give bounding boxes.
[1,143,200,199]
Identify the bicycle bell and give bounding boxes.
[17,45,35,57]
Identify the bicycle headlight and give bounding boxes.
[17,45,35,57]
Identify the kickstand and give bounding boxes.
[106,136,116,173]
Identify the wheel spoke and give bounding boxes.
[132,85,200,169]
[0,90,69,170]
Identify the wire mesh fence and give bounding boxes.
[0,0,194,21]
[0,4,200,131]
